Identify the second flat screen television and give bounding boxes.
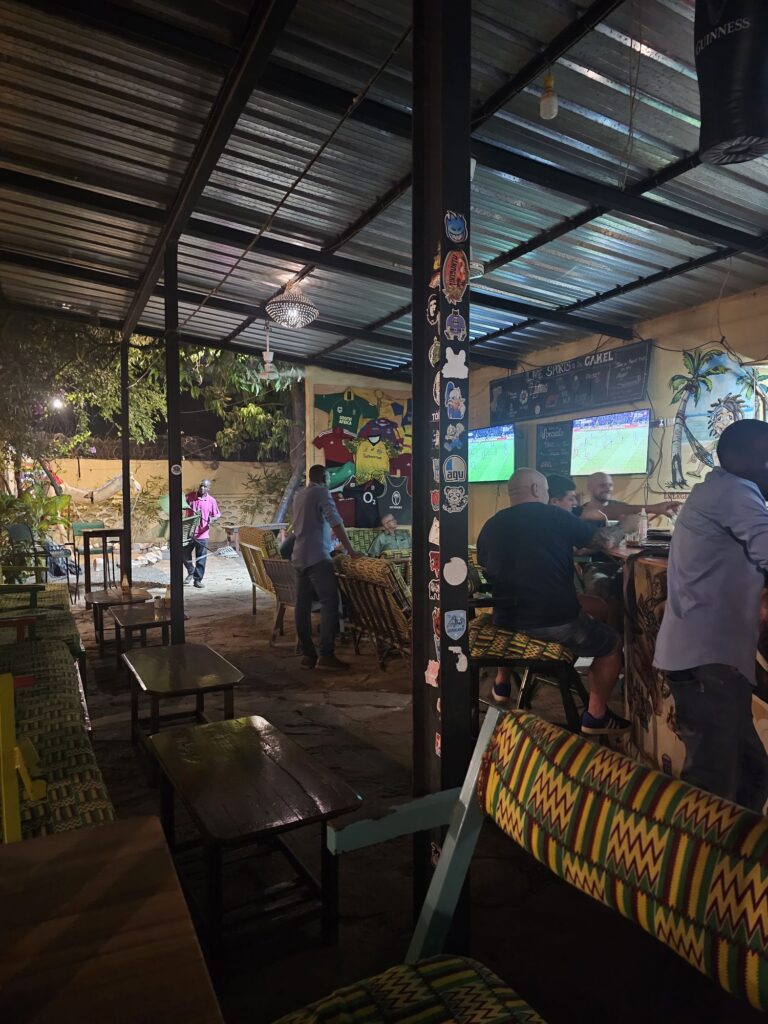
[468,423,515,482]
[570,409,650,475]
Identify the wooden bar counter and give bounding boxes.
[623,552,768,777]
[0,816,222,1024]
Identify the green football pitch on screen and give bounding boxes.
[468,424,515,482]
[570,410,650,475]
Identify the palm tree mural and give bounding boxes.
[736,365,768,414]
[667,348,727,488]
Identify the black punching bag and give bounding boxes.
[695,0,768,164]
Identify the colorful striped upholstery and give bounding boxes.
[469,613,574,665]
[0,640,113,839]
[273,956,545,1024]
[478,711,768,1011]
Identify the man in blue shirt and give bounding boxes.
[292,464,359,670]
[655,420,768,811]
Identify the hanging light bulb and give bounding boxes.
[266,281,319,329]
[540,71,558,121]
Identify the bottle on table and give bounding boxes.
[638,507,648,543]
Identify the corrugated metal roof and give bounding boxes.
[1,0,768,373]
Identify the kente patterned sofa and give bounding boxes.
[276,707,768,1022]
[0,633,113,842]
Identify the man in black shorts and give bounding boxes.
[477,468,629,735]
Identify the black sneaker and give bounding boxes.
[193,580,205,589]
[300,655,317,669]
[581,709,631,736]
[316,655,349,671]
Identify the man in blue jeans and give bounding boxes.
[655,419,768,812]
[292,464,360,670]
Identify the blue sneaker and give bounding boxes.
[492,680,512,703]
[581,708,631,736]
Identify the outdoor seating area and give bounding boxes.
[6,1,768,1023]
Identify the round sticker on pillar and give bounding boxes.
[443,455,467,484]
[445,309,467,343]
[429,336,441,367]
[444,210,468,244]
[442,250,469,304]
[426,293,439,326]
[443,557,467,586]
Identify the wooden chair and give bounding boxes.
[239,526,278,615]
[305,706,768,1021]
[334,556,411,670]
[262,557,299,645]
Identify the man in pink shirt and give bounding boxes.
[183,479,220,589]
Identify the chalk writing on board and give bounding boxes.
[536,421,573,477]
[490,341,651,424]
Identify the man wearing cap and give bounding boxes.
[183,479,220,589]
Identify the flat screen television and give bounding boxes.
[570,409,650,475]
[468,423,515,483]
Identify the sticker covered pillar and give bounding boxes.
[411,0,473,923]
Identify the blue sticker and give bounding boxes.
[444,610,467,640]
[445,308,467,343]
[444,210,468,244]
[443,455,467,483]
[444,381,466,420]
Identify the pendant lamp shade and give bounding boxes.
[265,282,319,329]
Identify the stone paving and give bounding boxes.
[72,554,763,1024]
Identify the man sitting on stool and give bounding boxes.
[368,513,411,556]
[183,479,220,589]
[477,468,629,736]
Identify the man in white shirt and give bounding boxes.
[654,420,768,811]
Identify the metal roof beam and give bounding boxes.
[0,239,631,341]
[0,299,414,380]
[120,0,299,342]
[18,0,238,68]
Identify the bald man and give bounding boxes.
[579,472,679,521]
[477,468,628,735]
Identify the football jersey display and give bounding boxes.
[315,389,377,432]
[389,453,412,478]
[359,417,403,447]
[354,436,390,482]
[344,480,385,528]
[312,426,355,465]
[332,494,355,527]
[377,474,412,524]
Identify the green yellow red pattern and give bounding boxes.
[478,711,768,1011]
[273,955,545,1024]
[469,613,575,665]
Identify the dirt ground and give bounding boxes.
[72,551,763,1024]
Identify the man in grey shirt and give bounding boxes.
[654,419,768,811]
[292,464,358,670]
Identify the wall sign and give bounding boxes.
[536,421,573,477]
[490,341,651,424]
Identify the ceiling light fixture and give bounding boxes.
[540,71,558,121]
[266,281,319,329]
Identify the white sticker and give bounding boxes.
[443,557,467,586]
[448,645,468,673]
[429,517,440,546]
[443,345,468,378]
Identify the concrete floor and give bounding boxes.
[73,552,763,1024]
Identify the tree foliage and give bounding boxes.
[0,313,301,476]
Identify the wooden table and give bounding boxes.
[0,816,222,1024]
[111,603,171,667]
[124,643,243,747]
[84,587,151,656]
[150,716,361,947]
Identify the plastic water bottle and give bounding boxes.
[638,507,648,543]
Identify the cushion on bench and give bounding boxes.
[469,613,575,665]
[272,955,545,1024]
[478,711,768,1011]
[0,640,114,838]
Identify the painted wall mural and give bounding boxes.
[666,346,768,489]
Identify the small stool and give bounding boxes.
[469,614,587,732]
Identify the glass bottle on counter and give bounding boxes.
[638,507,648,542]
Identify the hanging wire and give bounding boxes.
[179,24,413,330]
[618,0,643,190]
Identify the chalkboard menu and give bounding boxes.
[536,421,573,477]
[490,340,651,424]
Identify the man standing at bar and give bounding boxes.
[655,420,768,812]
[478,468,628,735]
[183,479,220,589]
[292,464,359,671]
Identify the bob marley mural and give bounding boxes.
[667,346,768,489]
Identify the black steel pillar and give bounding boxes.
[411,0,473,934]
[119,335,132,585]
[164,240,185,643]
